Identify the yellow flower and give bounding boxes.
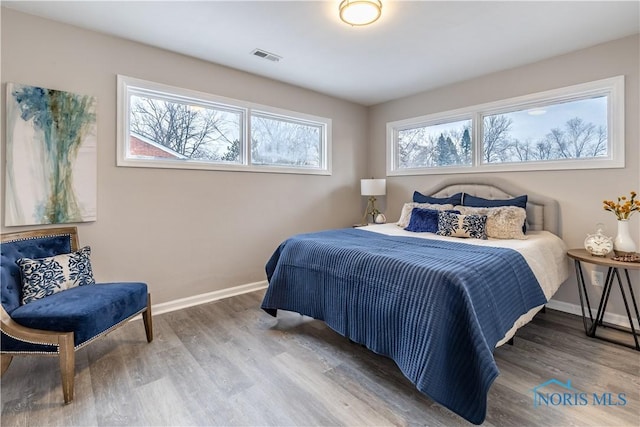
[603,191,639,220]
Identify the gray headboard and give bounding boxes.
[421,177,560,236]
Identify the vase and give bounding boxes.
[613,219,637,255]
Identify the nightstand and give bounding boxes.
[567,248,640,351]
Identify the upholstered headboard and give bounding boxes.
[420,177,560,236]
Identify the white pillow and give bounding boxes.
[455,205,527,239]
[397,202,454,228]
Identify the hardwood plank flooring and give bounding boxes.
[2,290,638,426]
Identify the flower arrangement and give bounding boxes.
[603,191,640,220]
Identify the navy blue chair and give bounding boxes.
[1,227,152,403]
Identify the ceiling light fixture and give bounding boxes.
[339,0,382,26]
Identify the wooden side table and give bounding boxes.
[567,248,640,351]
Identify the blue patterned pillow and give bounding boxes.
[437,211,488,239]
[16,246,95,305]
[405,208,460,233]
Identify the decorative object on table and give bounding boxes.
[5,83,97,226]
[611,252,640,263]
[359,178,386,225]
[613,219,637,255]
[374,213,387,224]
[603,191,639,255]
[584,223,614,257]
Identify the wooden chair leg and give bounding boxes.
[1,354,13,375]
[58,332,75,404]
[142,294,153,343]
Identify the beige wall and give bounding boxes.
[368,35,640,318]
[2,8,639,320]
[0,9,369,304]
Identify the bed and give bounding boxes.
[260,178,570,424]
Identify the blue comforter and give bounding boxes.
[261,228,546,424]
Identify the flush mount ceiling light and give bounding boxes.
[339,0,382,26]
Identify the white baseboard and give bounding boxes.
[546,299,639,330]
[151,280,268,316]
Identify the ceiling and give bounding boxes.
[3,1,639,106]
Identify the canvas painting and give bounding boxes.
[5,83,97,226]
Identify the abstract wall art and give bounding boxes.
[5,83,97,226]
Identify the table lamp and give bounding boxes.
[360,178,386,225]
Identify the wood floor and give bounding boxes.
[2,289,639,427]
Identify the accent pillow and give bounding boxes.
[397,202,454,228]
[462,194,528,232]
[462,194,527,208]
[16,246,95,305]
[456,206,527,240]
[413,191,463,206]
[405,208,461,233]
[437,211,487,239]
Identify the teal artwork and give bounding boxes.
[5,83,97,226]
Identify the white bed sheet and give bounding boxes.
[359,223,571,346]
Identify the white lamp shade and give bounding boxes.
[361,178,386,196]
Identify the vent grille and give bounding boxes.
[251,48,282,62]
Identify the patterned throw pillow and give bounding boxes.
[16,246,95,305]
[456,206,527,239]
[397,202,455,228]
[437,211,488,239]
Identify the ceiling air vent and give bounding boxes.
[251,48,282,62]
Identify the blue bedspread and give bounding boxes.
[261,228,546,424]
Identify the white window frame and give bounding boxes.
[387,76,624,176]
[117,75,332,175]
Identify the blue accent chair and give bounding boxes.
[1,227,153,403]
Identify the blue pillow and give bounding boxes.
[413,191,463,206]
[462,194,528,232]
[405,208,460,233]
[462,194,527,209]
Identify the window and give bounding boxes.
[387,76,624,175]
[128,92,244,164]
[395,118,472,169]
[117,75,331,174]
[251,112,324,168]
